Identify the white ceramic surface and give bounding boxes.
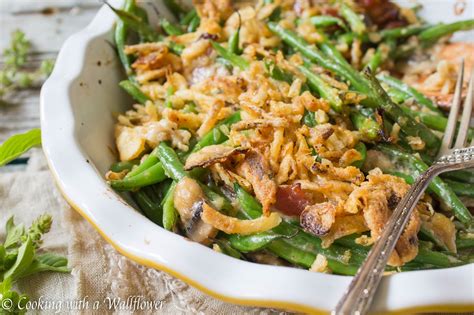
[40,1,474,313]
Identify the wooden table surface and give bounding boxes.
[1,1,101,171]
[0,0,100,140]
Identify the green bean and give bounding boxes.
[114,0,135,76]
[365,72,441,155]
[119,80,150,104]
[336,234,463,268]
[443,170,474,185]
[443,180,474,198]
[109,3,184,55]
[377,144,472,224]
[214,239,246,259]
[187,15,200,32]
[264,60,293,83]
[132,189,163,225]
[265,241,317,268]
[234,184,264,219]
[162,181,178,230]
[388,87,474,140]
[191,111,241,153]
[385,169,474,201]
[456,233,474,250]
[228,19,242,55]
[107,4,160,42]
[416,243,463,267]
[210,41,249,70]
[340,3,366,35]
[377,74,443,115]
[200,185,235,214]
[268,22,378,105]
[337,32,369,45]
[234,184,360,274]
[380,24,428,40]
[117,112,240,190]
[309,16,347,30]
[350,111,381,141]
[365,48,382,72]
[180,9,197,26]
[157,142,188,181]
[419,19,474,43]
[164,85,174,108]
[110,160,138,173]
[387,87,410,104]
[160,19,184,36]
[351,142,367,169]
[228,232,285,252]
[268,23,359,90]
[419,225,449,252]
[110,162,167,191]
[125,147,160,178]
[163,0,186,20]
[319,42,375,100]
[299,63,343,112]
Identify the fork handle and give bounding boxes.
[332,167,438,315]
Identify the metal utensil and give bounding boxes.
[333,61,474,315]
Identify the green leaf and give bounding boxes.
[0,245,5,273]
[0,277,29,315]
[25,214,52,249]
[0,129,41,166]
[19,253,69,279]
[4,217,25,250]
[3,237,34,281]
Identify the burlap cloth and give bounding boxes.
[0,149,283,314]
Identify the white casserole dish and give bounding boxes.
[40,0,474,313]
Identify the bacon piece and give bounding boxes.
[356,0,407,29]
[274,184,311,216]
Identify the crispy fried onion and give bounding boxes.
[236,150,277,216]
[421,212,457,253]
[311,159,365,185]
[201,203,281,235]
[321,215,369,248]
[184,145,247,170]
[345,171,421,266]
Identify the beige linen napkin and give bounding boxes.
[0,149,282,315]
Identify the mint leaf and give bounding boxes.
[0,277,28,314]
[19,253,69,279]
[3,237,34,281]
[0,129,41,166]
[4,217,25,250]
[24,214,51,249]
[0,245,5,273]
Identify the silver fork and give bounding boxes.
[333,61,474,315]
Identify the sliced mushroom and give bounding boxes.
[236,150,277,216]
[115,126,146,161]
[300,202,337,236]
[174,177,217,244]
[184,145,247,170]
